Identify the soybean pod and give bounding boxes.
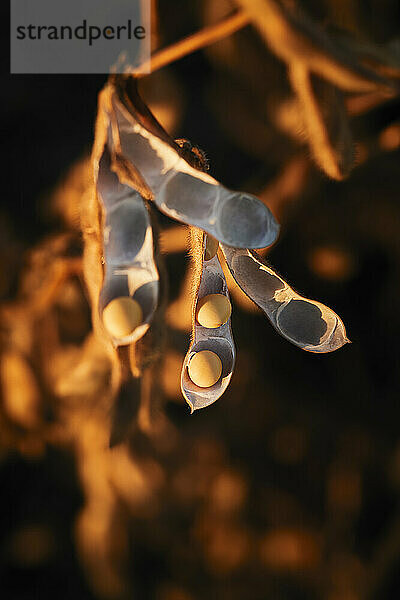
[96,146,159,347]
[101,83,279,249]
[221,245,349,353]
[181,232,235,412]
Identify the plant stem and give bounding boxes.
[139,11,250,76]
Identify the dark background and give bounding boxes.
[1,1,400,599]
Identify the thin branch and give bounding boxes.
[235,0,395,93]
[138,11,250,76]
[289,62,354,180]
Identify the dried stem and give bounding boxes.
[139,11,250,75]
[235,0,394,92]
[289,62,354,180]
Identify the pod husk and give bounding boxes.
[97,80,279,249]
[181,231,235,412]
[221,245,349,353]
[97,150,160,347]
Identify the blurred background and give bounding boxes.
[1,1,400,598]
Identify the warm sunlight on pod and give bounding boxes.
[188,350,223,388]
[181,242,235,411]
[204,235,219,261]
[102,297,143,339]
[96,147,160,347]
[196,294,232,328]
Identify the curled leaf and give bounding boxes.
[221,245,349,353]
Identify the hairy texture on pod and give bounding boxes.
[81,192,123,414]
[187,227,205,338]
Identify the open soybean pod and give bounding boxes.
[182,233,235,412]
[96,148,159,346]
[102,82,279,249]
[221,246,349,353]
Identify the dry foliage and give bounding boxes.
[1,1,400,599]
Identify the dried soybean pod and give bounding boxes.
[181,230,235,412]
[82,74,164,436]
[96,146,160,347]
[196,294,232,328]
[101,82,279,249]
[220,245,349,353]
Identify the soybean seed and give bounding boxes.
[196,294,232,328]
[102,296,143,338]
[188,350,223,388]
[204,235,219,261]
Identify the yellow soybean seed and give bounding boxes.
[102,297,143,338]
[188,350,223,388]
[204,235,219,261]
[196,294,232,328]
